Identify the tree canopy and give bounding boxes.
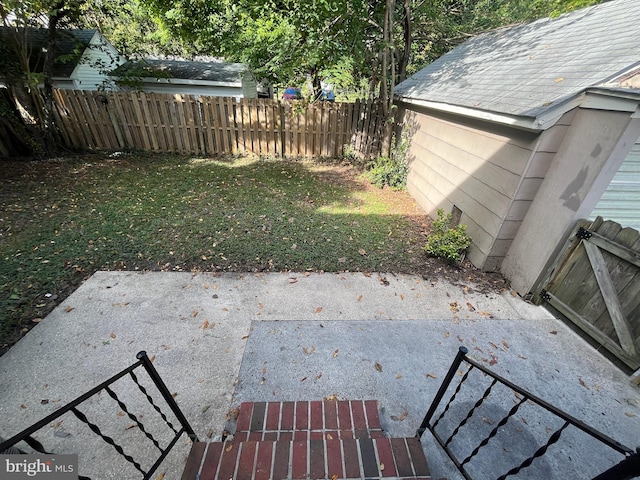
[1,0,603,156]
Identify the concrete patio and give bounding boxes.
[0,271,638,479]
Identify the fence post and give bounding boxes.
[136,351,199,442]
[416,346,468,438]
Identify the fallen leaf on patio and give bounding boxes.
[380,463,385,471]
[126,424,136,430]
[156,472,165,480]
[518,354,527,359]
[110,332,116,339]
[331,475,338,480]
[550,330,558,335]
[478,311,493,317]
[579,378,589,389]
[316,373,323,380]
[241,335,249,340]
[449,302,459,313]
[504,447,510,452]
[162,345,171,350]
[64,306,74,313]
[289,277,298,284]
[201,320,210,329]
[41,399,49,405]
[225,443,234,453]
[400,294,405,300]
[375,362,383,372]
[262,367,267,374]
[326,433,334,440]
[315,307,323,313]
[445,332,450,338]
[333,349,339,358]
[457,335,464,343]
[502,340,509,349]
[521,417,528,425]
[222,307,229,312]
[482,416,494,425]
[192,310,198,317]
[490,342,499,350]
[390,410,408,422]
[396,374,403,379]
[258,303,264,309]
[303,346,316,355]
[489,357,498,366]
[466,302,475,312]
[426,373,437,379]
[357,295,363,302]
[206,429,213,438]
[301,377,307,382]
[625,412,637,417]
[149,355,156,363]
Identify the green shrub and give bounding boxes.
[364,129,410,190]
[424,209,471,262]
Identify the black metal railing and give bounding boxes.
[0,351,199,480]
[417,346,640,480]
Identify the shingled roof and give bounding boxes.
[395,0,640,126]
[0,28,96,78]
[111,59,248,84]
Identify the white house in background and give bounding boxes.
[394,0,640,294]
[110,59,259,98]
[0,28,124,90]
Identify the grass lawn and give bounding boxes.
[1,152,440,350]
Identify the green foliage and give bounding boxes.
[424,209,471,263]
[365,129,410,190]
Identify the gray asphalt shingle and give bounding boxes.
[395,0,640,119]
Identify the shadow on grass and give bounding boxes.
[0,153,432,351]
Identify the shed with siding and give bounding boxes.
[0,28,124,91]
[110,59,258,98]
[394,0,640,295]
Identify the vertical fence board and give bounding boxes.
[42,90,382,160]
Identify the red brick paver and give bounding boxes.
[181,400,432,480]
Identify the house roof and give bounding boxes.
[395,0,640,128]
[111,59,249,85]
[0,28,97,78]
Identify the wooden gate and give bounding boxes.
[535,217,640,373]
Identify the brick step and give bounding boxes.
[233,400,384,439]
[181,436,432,480]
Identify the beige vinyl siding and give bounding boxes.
[401,103,539,270]
[485,109,577,268]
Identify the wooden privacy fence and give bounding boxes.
[535,217,640,374]
[50,90,385,158]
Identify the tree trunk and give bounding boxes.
[398,0,411,83]
[40,2,66,155]
[380,0,395,155]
